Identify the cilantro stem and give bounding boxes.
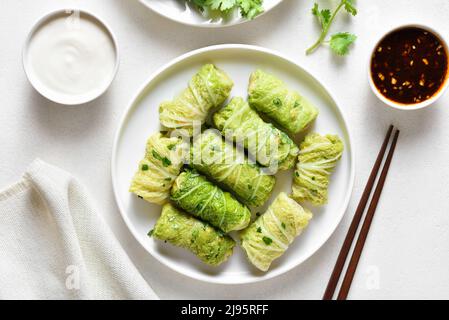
[306,1,345,55]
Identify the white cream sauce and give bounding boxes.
[26,12,117,103]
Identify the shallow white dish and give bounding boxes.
[23,9,119,105]
[112,44,355,284]
[139,0,283,27]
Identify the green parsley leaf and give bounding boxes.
[320,9,331,27]
[208,0,236,11]
[330,32,357,56]
[306,0,357,56]
[147,229,154,237]
[141,164,149,171]
[343,0,357,16]
[190,0,263,20]
[312,3,331,28]
[257,227,262,233]
[312,3,319,16]
[281,222,286,229]
[238,0,264,19]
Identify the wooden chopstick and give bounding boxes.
[337,129,399,299]
[322,125,397,300]
[322,125,394,300]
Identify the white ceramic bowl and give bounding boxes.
[368,24,449,111]
[23,9,119,105]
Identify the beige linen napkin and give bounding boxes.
[0,159,158,300]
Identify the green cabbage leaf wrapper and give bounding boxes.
[171,170,251,233]
[190,129,276,208]
[240,193,313,271]
[159,64,233,135]
[129,132,185,205]
[292,133,344,206]
[248,70,319,134]
[152,204,235,266]
[213,97,299,171]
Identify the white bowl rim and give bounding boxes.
[22,8,120,106]
[368,23,449,111]
[138,0,284,28]
[111,44,356,285]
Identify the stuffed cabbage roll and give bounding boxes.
[151,204,235,266]
[240,193,313,272]
[248,70,319,134]
[129,132,185,205]
[159,64,233,135]
[213,97,299,171]
[291,133,344,206]
[190,129,276,208]
[171,170,251,233]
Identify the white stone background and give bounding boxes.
[1,0,449,299]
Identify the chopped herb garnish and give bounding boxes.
[248,184,253,190]
[152,149,172,167]
[167,143,177,151]
[141,164,149,171]
[152,149,162,160]
[257,227,262,233]
[295,172,299,177]
[162,158,171,167]
[281,222,286,229]
[262,236,273,245]
[273,98,282,107]
[312,176,316,181]
[147,229,154,237]
[164,177,172,181]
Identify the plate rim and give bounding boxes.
[111,44,356,285]
[138,0,284,28]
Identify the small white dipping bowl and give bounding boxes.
[23,9,119,105]
[368,24,449,111]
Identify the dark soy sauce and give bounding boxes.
[371,27,448,105]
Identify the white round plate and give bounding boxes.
[112,44,355,284]
[139,0,283,27]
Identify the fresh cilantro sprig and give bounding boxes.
[238,0,264,19]
[191,0,263,20]
[306,0,357,56]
